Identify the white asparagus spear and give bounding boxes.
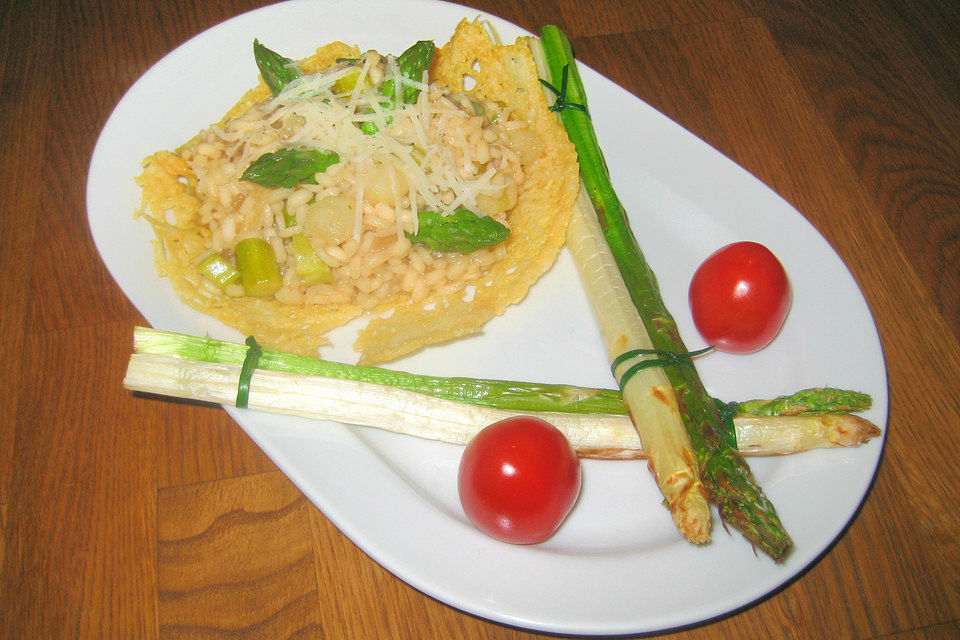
[564,187,711,541]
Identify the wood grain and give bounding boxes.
[1,0,958,638]
[158,473,321,639]
[1,324,159,638]
[750,0,960,340]
[0,0,51,509]
[156,399,276,489]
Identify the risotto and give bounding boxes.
[137,20,579,363]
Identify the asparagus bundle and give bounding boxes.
[124,328,880,460]
[531,27,793,559]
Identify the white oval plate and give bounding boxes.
[87,1,888,634]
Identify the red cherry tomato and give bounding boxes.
[458,416,581,544]
[688,241,791,354]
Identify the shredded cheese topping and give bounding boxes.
[200,53,508,240]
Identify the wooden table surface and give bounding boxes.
[2,0,958,638]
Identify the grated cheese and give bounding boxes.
[188,48,511,250]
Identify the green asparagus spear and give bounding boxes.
[241,147,340,188]
[535,26,792,559]
[406,209,510,253]
[253,40,302,96]
[290,234,333,285]
[382,40,435,104]
[195,253,240,290]
[361,40,435,135]
[736,388,872,416]
[234,238,282,298]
